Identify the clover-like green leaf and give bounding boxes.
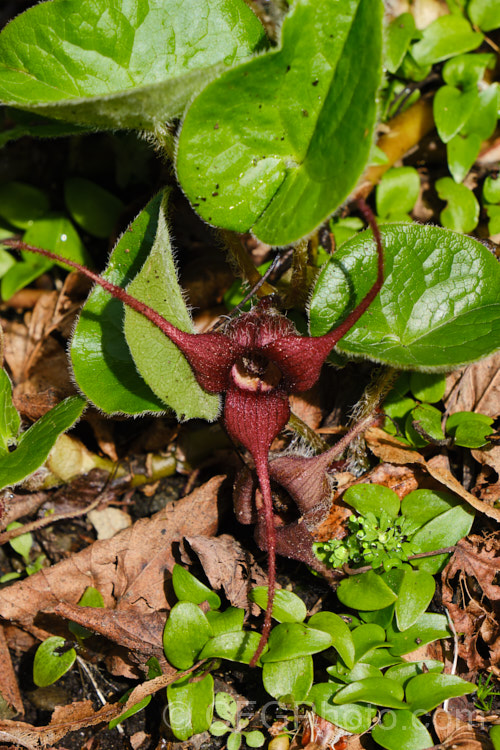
[177,0,383,245]
[406,673,475,715]
[163,602,212,670]
[262,655,313,701]
[0,0,265,131]
[386,613,451,656]
[250,587,306,623]
[308,684,376,733]
[0,395,86,491]
[260,623,332,663]
[307,612,355,668]
[337,571,398,612]
[172,564,221,610]
[33,636,76,687]
[434,86,478,144]
[310,224,500,370]
[371,708,433,750]
[167,673,214,741]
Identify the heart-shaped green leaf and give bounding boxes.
[167,673,214,741]
[434,86,478,144]
[352,623,387,661]
[308,612,355,668]
[436,178,479,233]
[371,709,433,750]
[446,411,494,448]
[394,569,436,632]
[33,636,77,687]
[468,0,500,31]
[309,224,500,370]
[260,623,332,663]
[400,489,458,527]
[163,602,212,669]
[406,673,475,716]
[262,655,313,701]
[411,16,483,66]
[206,608,244,637]
[250,587,307,623]
[0,0,265,131]
[0,395,86,491]
[447,132,482,183]
[385,660,444,688]
[308,684,376,733]
[176,0,383,245]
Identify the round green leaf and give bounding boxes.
[351,623,387,661]
[177,0,383,245]
[64,178,123,239]
[333,677,407,709]
[309,224,500,370]
[228,732,242,750]
[260,623,332,663]
[210,721,230,737]
[308,683,376,733]
[395,569,435,632]
[409,372,446,403]
[337,571,398,612]
[172,564,221,610]
[33,636,76,687]
[385,660,444,688]
[244,730,265,747]
[446,411,493,448]
[0,182,49,229]
[433,86,478,144]
[436,178,479,233]
[163,602,212,669]
[343,484,401,519]
[198,631,264,665]
[167,673,214,741]
[307,612,355,668]
[376,167,420,219]
[411,504,475,574]
[406,673,475,715]
[386,613,450,656]
[484,174,500,204]
[468,0,500,31]
[215,692,238,725]
[401,489,457,527]
[249,587,307,623]
[371,708,433,750]
[262,655,313,701]
[443,53,495,89]
[0,0,265,131]
[406,403,445,444]
[411,16,483,66]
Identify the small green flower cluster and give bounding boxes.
[314,511,421,572]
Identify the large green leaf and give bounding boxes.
[0,396,86,491]
[163,602,212,670]
[309,224,500,369]
[371,709,433,750]
[72,191,219,419]
[176,0,383,245]
[262,655,313,701]
[167,673,214,741]
[0,0,265,131]
[406,673,475,716]
[308,684,376,733]
[123,197,220,421]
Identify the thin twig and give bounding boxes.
[443,607,459,713]
[342,546,457,576]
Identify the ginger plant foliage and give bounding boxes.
[6,201,383,664]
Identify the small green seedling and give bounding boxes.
[209,692,265,750]
[474,672,500,712]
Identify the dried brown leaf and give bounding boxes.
[445,352,500,419]
[0,626,23,716]
[434,708,493,748]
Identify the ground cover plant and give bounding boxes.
[0,0,498,748]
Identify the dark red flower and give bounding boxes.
[7,201,383,665]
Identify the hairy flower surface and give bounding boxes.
[9,202,383,665]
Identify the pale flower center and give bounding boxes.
[230,354,282,393]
